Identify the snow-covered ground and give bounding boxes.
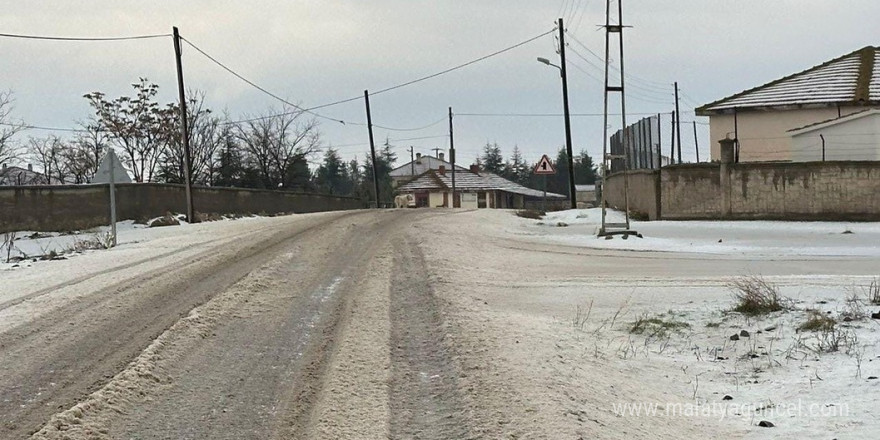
[418,209,880,439]
[520,208,880,257]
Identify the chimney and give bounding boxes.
[469,164,480,174]
[2,163,6,170]
[439,152,445,161]
[438,165,446,176]
[28,164,33,172]
[416,152,422,163]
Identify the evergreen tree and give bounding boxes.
[506,145,529,184]
[480,142,505,175]
[314,148,345,195]
[574,150,598,185]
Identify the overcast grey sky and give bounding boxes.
[2,0,879,167]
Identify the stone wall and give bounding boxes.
[0,183,364,233]
[603,169,661,220]
[604,161,880,221]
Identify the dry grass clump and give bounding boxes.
[630,314,690,338]
[728,275,790,316]
[798,310,837,332]
[515,209,545,220]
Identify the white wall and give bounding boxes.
[791,113,880,161]
[460,192,478,209]
[708,106,871,162]
[428,191,446,207]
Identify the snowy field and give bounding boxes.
[522,208,880,257]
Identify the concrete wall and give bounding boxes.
[603,169,661,220]
[604,161,880,221]
[708,106,870,162]
[0,183,363,233]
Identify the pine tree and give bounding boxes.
[480,142,505,175]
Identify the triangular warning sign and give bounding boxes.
[91,149,132,184]
[533,154,556,175]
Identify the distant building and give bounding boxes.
[397,164,566,209]
[697,46,880,162]
[389,152,467,188]
[0,164,57,186]
[575,184,597,208]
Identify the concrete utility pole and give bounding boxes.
[693,120,700,163]
[172,26,195,222]
[674,81,682,164]
[108,151,117,247]
[409,146,414,176]
[449,106,457,207]
[364,90,380,208]
[558,18,577,210]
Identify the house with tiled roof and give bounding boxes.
[396,164,565,209]
[697,46,880,162]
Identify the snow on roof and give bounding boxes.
[397,169,566,199]
[389,156,468,177]
[575,184,596,192]
[697,46,880,115]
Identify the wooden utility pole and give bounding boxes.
[674,81,682,164]
[656,113,662,168]
[172,26,195,222]
[409,146,414,176]
[693,120,700,163]
[364,90,380,208]
[449,106,457,207]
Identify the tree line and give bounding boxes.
[0,80,598,203]
[0,80,399,202]
[476,142,598,195]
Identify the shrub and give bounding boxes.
[515,210,545,220]
[798,310,836,332]
[865,278,880,305]
[728,275,789,316]
[630,314,690,337]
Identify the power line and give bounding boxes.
[368,28,556,97]
[0,122,88,133]
[372,116,447,132]
[0,32,171,41]
[456,112,666,117]
[181,36,362,126]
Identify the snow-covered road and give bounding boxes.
[2,208,878,439]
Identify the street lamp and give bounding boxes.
[536,18,577,210]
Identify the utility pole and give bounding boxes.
[558,18,577,210]
[431,147,442,157]
[172,26,195,223]
[674,81,682,164]
[449,106,457,208]
[693,120,700,163]
[108,150,117,247]
[656,113,662,168]
[408,146,414,176]
[364,90,380,208]
[599,0,635,236]
[670,111,676,164]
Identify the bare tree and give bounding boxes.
[0,91,25,167]
[84,79,175,182]
[28,135,69,184]
[64,123,107,183]
[160,91,224,185]
[235,107,320,188]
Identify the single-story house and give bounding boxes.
[0,164,57,186]
[697,46,880,162]
[389,152,467,188]
[397,164,566,209]
[788,109,880,161]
